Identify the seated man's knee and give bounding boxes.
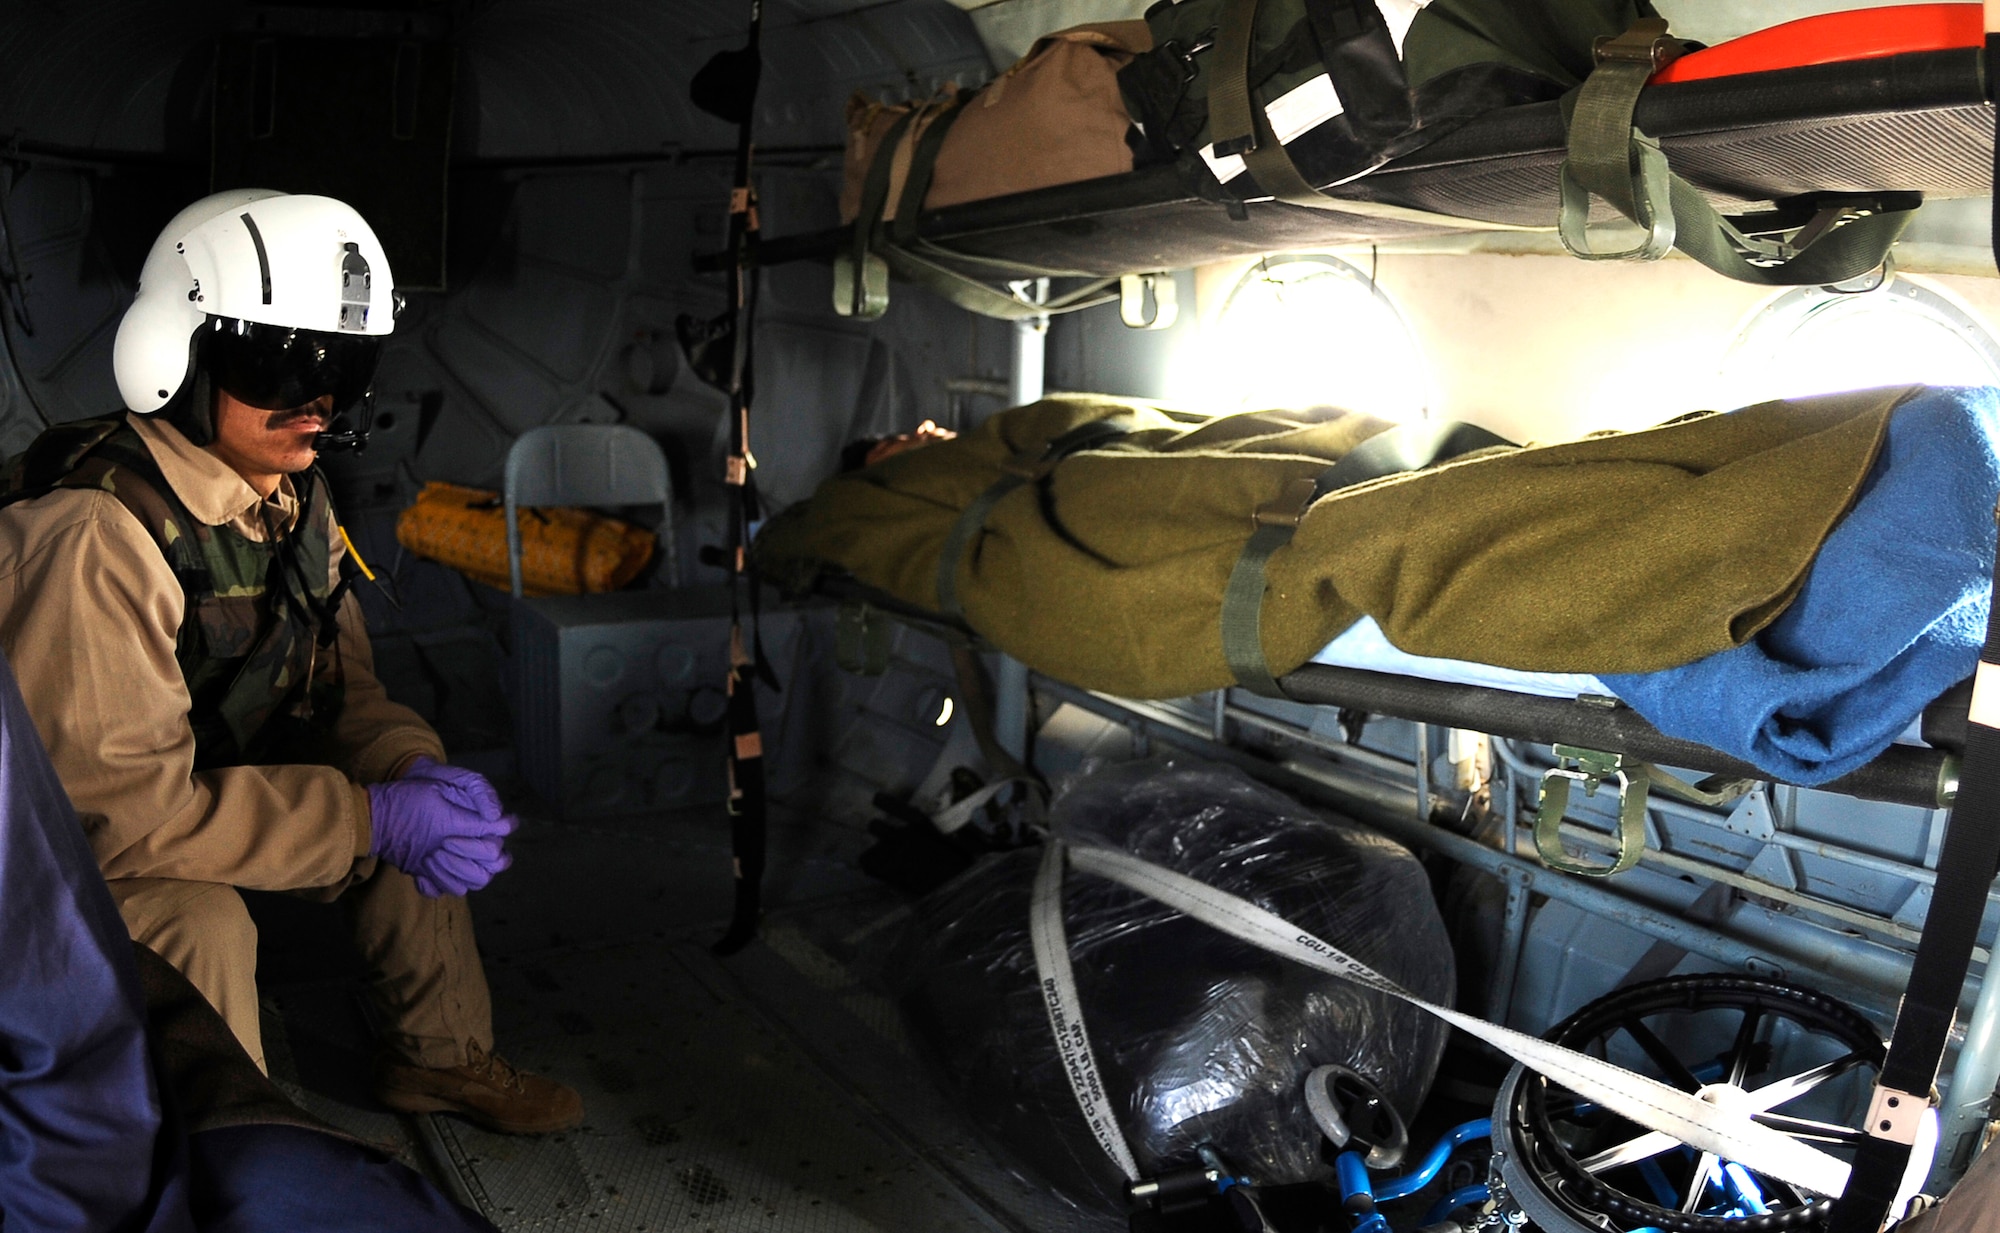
[112,880,263,1065]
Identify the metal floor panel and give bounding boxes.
[427,934,1008,1232]
[724,914,1122,1233]
[366,795,1110,1231]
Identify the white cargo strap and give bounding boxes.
[1031,842,1143,1180]
[1029,840,1854,1198]
[933,775,1040,834]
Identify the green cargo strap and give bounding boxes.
[1561,19,1919,283]
[882,245,1121,321]
[1219,420,1514,696]
[892,94,970,248]
[1560,18,1677,253]
[948,642,1049,813]
[835,601,894,675]
[1533,744,1758,878]
[935,416,1137,620]
[842,91,1122,321]
[1221,475,1319,697]
[1208,0,1264,161]
[839,107,919,319]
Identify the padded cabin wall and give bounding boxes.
[0,0,993,162]
[0,165,152,453]
[752,168,1021,512]
[1241,252,2000,444]
[1367,253,1773,441]
[1022,249,2000,445]
[1040,271,1203,406]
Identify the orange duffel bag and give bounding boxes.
[394,481,654,597]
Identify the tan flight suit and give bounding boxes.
[0,412,493,1073]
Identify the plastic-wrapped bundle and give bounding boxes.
[888,762,1455,1213]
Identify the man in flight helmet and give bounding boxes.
[0,190,582,1135]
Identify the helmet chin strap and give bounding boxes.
[312,389,374,454]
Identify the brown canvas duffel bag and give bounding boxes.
[837,21,1151,226]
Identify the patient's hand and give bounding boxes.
[864,419,957,466]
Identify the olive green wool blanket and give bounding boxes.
[754,388,1908,699]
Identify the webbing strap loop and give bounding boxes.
[1560,19,1919,284]
[934,416,1137,620]
[892,93,970,248]
[839,107,919,319]
[1221,478,1318,698]
[1560,19,1683,259]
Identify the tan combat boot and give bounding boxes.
[375,1040,584,1135]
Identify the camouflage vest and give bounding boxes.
[3,417,350,769]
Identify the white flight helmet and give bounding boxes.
[113,190,399,447]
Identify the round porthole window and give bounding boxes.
[1721,278,2000,407]
[1172,254,1433,420]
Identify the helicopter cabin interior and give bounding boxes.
[4,0,2000,1230]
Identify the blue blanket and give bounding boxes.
[1605,386,1999,785]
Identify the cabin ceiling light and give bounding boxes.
[1169,253,1432,422]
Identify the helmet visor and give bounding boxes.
[203,319,382,414]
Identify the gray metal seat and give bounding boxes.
[503,424,676,597]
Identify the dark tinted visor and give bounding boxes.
[203,318,382,413]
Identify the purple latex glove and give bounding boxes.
[367,756,516,897]
[414,834,514,898]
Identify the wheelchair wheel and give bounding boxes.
[1491,974,1885,1233]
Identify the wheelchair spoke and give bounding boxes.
[1620,1016,1705,1092]
[1724,1007,1763,1086]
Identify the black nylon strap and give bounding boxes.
[1316,420,1511,491]
[1219,421,1513,695]
[1827,511,2000,1233]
